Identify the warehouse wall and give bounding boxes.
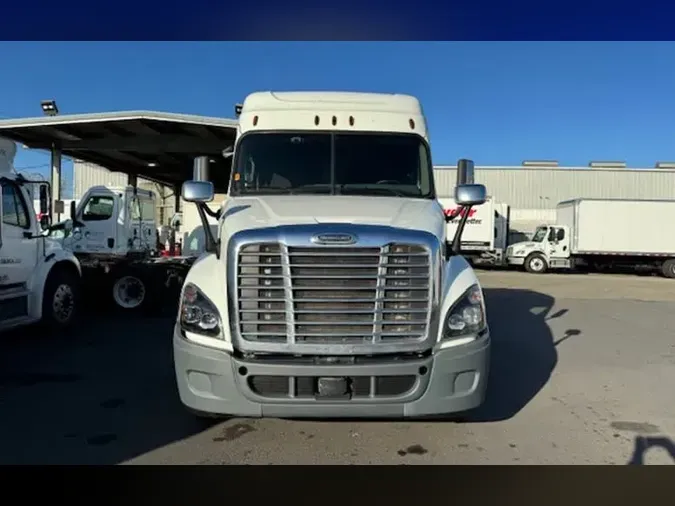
[434,165,675,205]
[73,161,128,198]
[434,165,675,240]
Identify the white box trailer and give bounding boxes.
[438,196,509,266]
[559,199,675,254]
[506,198,675,277]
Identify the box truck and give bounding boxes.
[439,196,509,267]
[506,198,675,277]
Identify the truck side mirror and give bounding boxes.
[182,180,215,203]
[454,183,487,206]
[39,183,50,215]
[70,200,76,220]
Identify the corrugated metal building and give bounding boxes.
[434,162,675,240]
[74,161,129,196]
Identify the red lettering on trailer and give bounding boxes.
[443,207,477,218]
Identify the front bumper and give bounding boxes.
[173,326,490,419]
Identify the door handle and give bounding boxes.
[23,231,33,239]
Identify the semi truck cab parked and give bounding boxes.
[507,198,675,277]
[0,138,82,332]
[174,91,490,419]
[47,185,191,311]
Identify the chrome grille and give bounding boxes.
[236,243,431,345]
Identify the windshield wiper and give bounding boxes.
[338,185,408,197]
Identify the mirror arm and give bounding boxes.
[449,205,474,257]
[444,210,460,224]
[203,205,219,219]
[196,202,219,259]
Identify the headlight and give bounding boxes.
[179,283,222,338]
[442,284,486,340]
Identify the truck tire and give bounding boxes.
[41,265,81,331]
[111,267,148,312]
[524,253,548,274]
[661,259,675,278]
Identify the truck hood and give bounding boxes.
[220,195,446,239]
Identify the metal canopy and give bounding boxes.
[0,111,238,187]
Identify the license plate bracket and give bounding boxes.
[316,377,350,398]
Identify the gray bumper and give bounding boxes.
[173,326,490,419]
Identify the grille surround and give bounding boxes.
[228,224,441,355]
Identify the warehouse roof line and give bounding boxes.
[0,110,238,188]
[434,164,675,173]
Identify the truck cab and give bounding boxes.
[0,138,82,332]
[46,185,166,311]
[173,91,489,419]
[506,224,571,273]
[50,185,157,258]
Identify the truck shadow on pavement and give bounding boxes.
[294,288,566,425]
[0,306,217,465]
[468,288,563,423]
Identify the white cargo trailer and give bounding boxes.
[506,198,675,277]
[438,196,509,266]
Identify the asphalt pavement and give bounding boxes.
[1,270,674,465]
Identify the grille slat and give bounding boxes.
[237,242,431,346]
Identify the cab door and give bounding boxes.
[0,179,39,286]
[75,191,119,254]
[546,226,573,269]
[0,179,39,321]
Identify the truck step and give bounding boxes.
[0,284,29,302]
[0,284,30,321]
[0,294,29,321]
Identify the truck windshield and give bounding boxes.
[531,226,549,242]
[230,132,434,199]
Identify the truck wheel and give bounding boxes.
[41,266,81,331]
[525,253,548,274]
[111,270,147,311]
[661,259,675,278]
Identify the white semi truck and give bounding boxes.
[174,91,490,419]
[0,138,82,332]
[439,196,509,267]
[507,198,675,277]
[47,185,192,311]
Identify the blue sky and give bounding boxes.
[2,42,675,196]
